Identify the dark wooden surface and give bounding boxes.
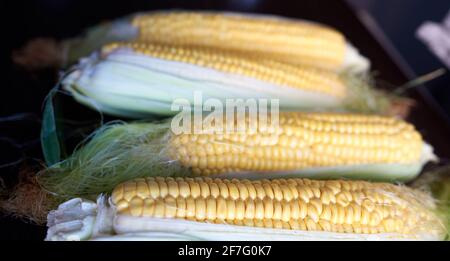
[1,0,450,240]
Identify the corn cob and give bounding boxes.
[38,112,435,201]
[168,112,432,178]
[131,11,369,72]
[45,177,446,240]
[112,177,442,236]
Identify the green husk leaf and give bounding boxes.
[41,88,65,165]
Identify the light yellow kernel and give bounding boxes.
[195,197,207,221]
[188,180,201,198]
[206,196,217,220]
[228,182,240,200]
[167,180,179,198]
[157,179,169,198]
[263,197,274,219]
[310,198,323,215]
[245,199,256,219]
[235,199,246,220]
[154,199,166,218]
[185,197,196,219]
[254,183,266,199]
[236,181,249,200]
[112,183,124,204]
[305,218,318,231]
[262,183,275,199]
[164,196,177,218]
[175,197,186,218]
[218,182,229,198]
[281,200,291,222]
[272,201,283,220]
[209,183,220,198]
[199,181,210,198]
[123,182,137,201]
[307,203,320,222]
[360,209,371,225]
[115,199,129,212]
[226,198,236,220]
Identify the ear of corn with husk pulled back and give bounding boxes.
[45,177,446,241]
[131,11,370,72]
[62,41,389,118]
[38,112,436,200]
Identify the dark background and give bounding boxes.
[1,0,450,240]
[349,0,450,121]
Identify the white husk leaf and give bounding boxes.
[343,43,371,74]
[45,198,97,241]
